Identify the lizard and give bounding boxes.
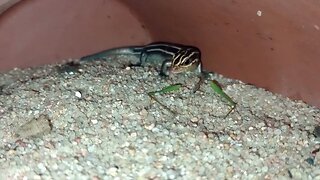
[80,42,206,92]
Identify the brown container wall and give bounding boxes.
[0,0,319,108]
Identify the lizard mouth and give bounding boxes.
[168,67,187,77]
[169,65,195,74]
[170,68,184,74]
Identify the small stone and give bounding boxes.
[75,91,82,98]
[91,119,98,125]
[167,169,177,179]
[305,157,315,165]
[190,117,199,123]
[130,132,137,138]
[37,163,47,173]
[154,161,164,169]
[110,125,117,131]
[107,167,118,176]
[144,123,155,130]
[139,109,148,118]
[274,129,282,135]
[88,145,96,152]
[257,10,262,16]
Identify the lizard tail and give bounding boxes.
[80,46,142,62]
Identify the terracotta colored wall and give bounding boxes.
[0,0,21,14]
[0,0,319,108]
[0,0,150,70]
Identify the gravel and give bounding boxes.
[0,55,319,179]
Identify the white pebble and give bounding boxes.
[257,10,262,16]
[75,91,82,98]
[91,119,98,124]
[107,167,118,176]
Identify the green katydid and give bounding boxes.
[147,80,236,118]
[209,80,237,118]
[147,83,182,115]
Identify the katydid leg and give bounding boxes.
[210,80,237,118]
[147,83,182,114]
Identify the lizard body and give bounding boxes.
[80,42,206,91]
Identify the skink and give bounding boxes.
[80,42,205,91]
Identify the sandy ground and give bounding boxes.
[0,56,319,179]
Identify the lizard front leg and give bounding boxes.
[159,59,172,77]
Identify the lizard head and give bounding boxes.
[169,47,201,75]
